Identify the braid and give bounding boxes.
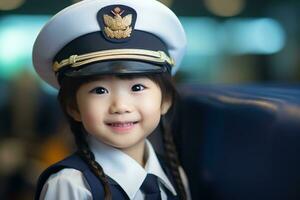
[69,119,112,200]
[157,74,187,199]
[161,116,187,200]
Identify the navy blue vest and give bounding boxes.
[35,152,179,200]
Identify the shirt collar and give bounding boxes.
[144,140,177,196]
[88,137,177,199]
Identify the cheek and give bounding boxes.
[78,99,106,125]
[142,101,162,116]
[139,90,163,118]
[141,102,162,136]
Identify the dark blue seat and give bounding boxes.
[175,84,300,200]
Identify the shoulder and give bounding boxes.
[46,168,89,187]
[35,153,92,200]
[39,168,92,200]
[36,153,86,188]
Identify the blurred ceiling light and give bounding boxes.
[180,17,219,56]
[180,17,285,57]
[0,15,50,79]
[204,0,246,17]
[221,18,286,54]
[159,0,174,7]
[0,0,25,11]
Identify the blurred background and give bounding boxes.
[0,0,299,199]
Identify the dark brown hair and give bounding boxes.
[57,73,186,200]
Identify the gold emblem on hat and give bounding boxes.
[103,7,132,39]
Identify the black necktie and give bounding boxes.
[140,174,162,200]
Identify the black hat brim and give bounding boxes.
[64,60,168,77]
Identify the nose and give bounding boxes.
[108,95,132,114]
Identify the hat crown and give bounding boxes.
[32,0,187,89]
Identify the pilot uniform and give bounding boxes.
[35,138,191,199]
[32,0,189,199]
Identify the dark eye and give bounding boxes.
[89,87,108,94]
[131,84,146,92]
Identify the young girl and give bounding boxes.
[32,0,189,199]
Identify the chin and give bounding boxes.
[104,138,145,150]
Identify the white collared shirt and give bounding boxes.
[40,138,191,200]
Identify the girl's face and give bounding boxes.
[69,75,171,150]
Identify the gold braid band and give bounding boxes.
[52,49,175,72]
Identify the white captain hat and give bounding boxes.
[32,0,187,88]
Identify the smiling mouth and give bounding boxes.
[106,121,139,127]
